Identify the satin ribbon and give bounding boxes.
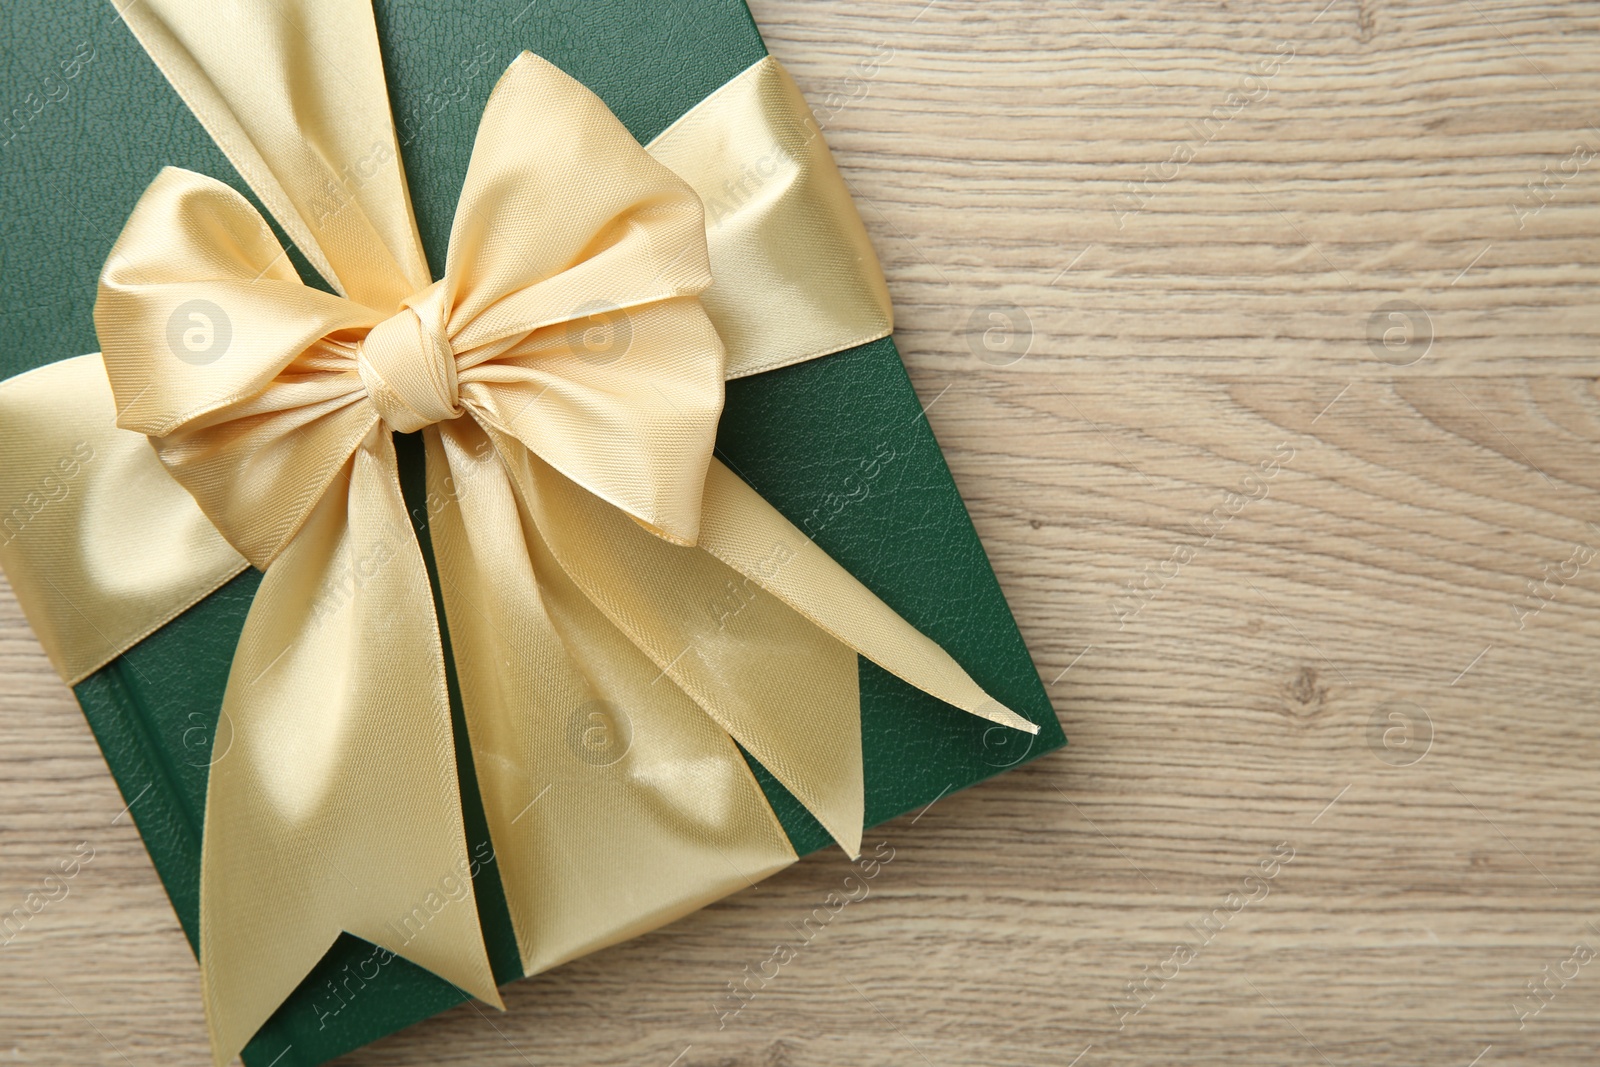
[1,1,1039,1062]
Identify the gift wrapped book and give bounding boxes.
[0,0,1064,1063]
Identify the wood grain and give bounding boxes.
[4,0,1600,1063]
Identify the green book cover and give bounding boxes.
[0,1,1063,1062]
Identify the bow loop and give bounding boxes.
[438,52,728,545]
[95,167,383,568]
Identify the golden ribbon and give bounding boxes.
[0,1,1038,1062]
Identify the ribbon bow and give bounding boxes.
[88,38,1035,1067]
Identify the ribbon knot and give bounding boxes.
[355,284,461,433]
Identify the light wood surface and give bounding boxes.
[4,0,1600,1063]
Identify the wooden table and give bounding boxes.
[3,0,1598,1063]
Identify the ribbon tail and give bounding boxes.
[487,431,868,857]
[699,459,1042,737]
[423,421,796,976]
[199,426,499,1064]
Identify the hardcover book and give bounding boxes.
[0,1,1064,1062]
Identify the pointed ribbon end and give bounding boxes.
[976,698,1041,736]
[835,820,864,862]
